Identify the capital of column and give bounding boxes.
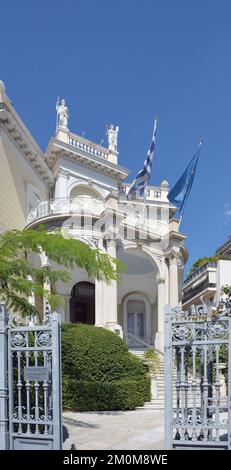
[157,277,165,285]
[166,248,180,265]
[107,237,116,248]
[105,229,117,246]
[93,238,105,250]
[58,168,70,178]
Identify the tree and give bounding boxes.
[0,228,125,318]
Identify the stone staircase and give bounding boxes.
[130,349,203,411]
[129,347,166,410]
[139,361,171,410]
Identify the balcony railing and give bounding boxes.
[118,185,162,200]
[26,195,169,242]
[26,196,105,225]
[68,133,109,160]
[182,282,216,304]
[183,262,217,287]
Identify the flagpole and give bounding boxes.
[178,139,203,228]
[128,116,157,202]
[144,116,157,204]
[142,117,157,218]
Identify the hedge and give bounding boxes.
[62,377,151,411]
[61,323,151,411]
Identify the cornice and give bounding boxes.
[44,137,129,181]
[0,101,54,186]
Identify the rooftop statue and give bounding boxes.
[56,97,69,129]
[107,124,119,152]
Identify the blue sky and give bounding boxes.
[1,0,231,273]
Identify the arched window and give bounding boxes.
[69,185,101,200]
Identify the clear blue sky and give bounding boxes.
[1,0,231,273]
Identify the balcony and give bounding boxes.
[26,196,105,227]
[182,262,217,306]
[182,280,216,304]
[183,262,217,288]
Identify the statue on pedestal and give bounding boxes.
[56,97,69,129]
[107,124,119,152]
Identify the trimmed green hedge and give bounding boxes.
[62,323,151,411]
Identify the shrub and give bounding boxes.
[61,323,151,411]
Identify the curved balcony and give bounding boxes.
[26,196,105,227]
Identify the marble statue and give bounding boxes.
[56,98,69,129]
[107,124,119,152]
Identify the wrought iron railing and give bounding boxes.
[164,303,231,450]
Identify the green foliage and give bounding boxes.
[62,378,150,411]
[187,254,231,277]
[61,323,151,411]
[0,229,125,318]
[143,348,159,361]
[143,348,160,374]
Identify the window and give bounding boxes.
[26,184,41,216]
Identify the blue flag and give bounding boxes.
[167,142,202,217]
[127,119,157,199]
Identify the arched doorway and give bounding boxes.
[127,299,146,339]
[70,282,95,324]
[123,293,151,341]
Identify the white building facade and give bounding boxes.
[0,81,188,351]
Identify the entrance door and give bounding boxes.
[70,282,95,324]
[127,300,145,339]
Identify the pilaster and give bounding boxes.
[166,249,180,307]
[155,277,166,351]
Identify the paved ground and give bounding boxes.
[63,409,165,450]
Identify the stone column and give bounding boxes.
[27,275,35,307]
[168,250,180,307]
[104,238,118,324]
[94,239,104,326]
[155,277,166,351]
[54,168,69,200]
[41,254,51,320]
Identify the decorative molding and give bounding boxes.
[58,168,70,178]
[0,104,54,186]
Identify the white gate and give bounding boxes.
[164,304,231,450]
[0,305,62,450]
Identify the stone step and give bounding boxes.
[136,358,205,410]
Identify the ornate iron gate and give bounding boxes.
[164,304,231,450]
[0,305,62,450]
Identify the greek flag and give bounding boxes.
[167,141,202,217]
[127,119,157,199]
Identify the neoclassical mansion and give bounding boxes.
[0,81,188,351]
